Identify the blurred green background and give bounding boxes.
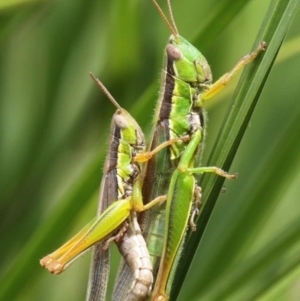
[0,0,300,300]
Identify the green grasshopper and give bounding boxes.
[40,74,186,298]
[113,1,266,300]
[149,1,266,300]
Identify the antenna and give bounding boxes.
[166,0,179,35]
[151,0,179,37]
[89,72,122,111]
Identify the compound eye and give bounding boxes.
[113,113,129,129]
[166,44,183,60]
[202,63,212,82]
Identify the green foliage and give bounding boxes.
[0,0,299,301]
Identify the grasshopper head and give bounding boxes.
[166,35,212,85]
[113,109,145,152]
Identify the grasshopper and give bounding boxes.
[113,1,266,300]
[40,74,186,300]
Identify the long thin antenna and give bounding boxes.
[151,0,178,37]
[166,0,179,35]
[89,72,122,111]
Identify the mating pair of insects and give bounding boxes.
[40,0,266,300]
